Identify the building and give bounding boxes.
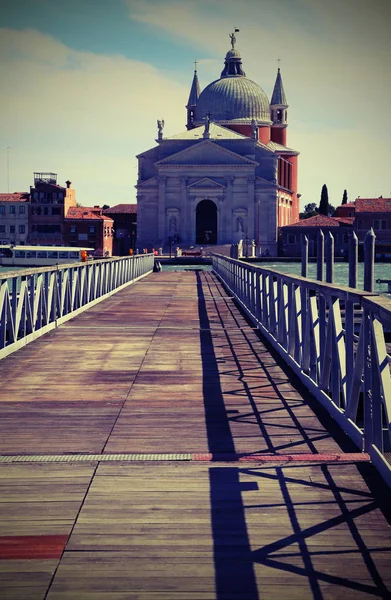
[136,33,299,255]
[336,197,391,256]
[279,214,354,257]
[29,173,76,245]
[0,192,30,245]
[65,206,114,257]
[103,204,137,255]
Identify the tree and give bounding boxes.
[319,184,329,215]
[299,203,319,219]
[102,204,110,210]
[342,189,348,205]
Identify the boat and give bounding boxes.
[0,245,95,268]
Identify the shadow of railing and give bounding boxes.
[196,270,259,599]
[196,270,391,599]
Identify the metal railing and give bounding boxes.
[0,254,154,359]
[212,253,391,489]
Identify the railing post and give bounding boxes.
[349,231,358,289]
[364,228,376,292]
[325,231,334,284]
[301,235,308,278]
[317,230,324,281]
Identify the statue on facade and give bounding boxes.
[251,118,258,140]
[236,217,244,233]
[169,215,177,233]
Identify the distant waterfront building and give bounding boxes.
[280,197,391,257]
[279,214,354,257]
[136,34,299,255]
[103,204,137,255]
[65,206,114,257]
[29,173,76,245]
[0,192,29,245]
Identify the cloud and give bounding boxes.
[0,28,189,204]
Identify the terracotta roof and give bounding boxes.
[335,217,355,225]
[66,207,113,222]
[341,202,356,208]
[355,198,391,213]
[103,204,137,215]
[286,214,352,228]
[0,192,29,202]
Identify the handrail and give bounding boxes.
[212,253,391,489]
[0,254,154,359]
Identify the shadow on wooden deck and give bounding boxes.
[196,271,391,599]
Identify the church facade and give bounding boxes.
[136,35,299,255]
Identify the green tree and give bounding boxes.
[102,204,110,210]
[342,189,348,205]
[319,184,329,215]
[299,203,319,219]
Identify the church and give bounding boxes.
[136,32,299,255]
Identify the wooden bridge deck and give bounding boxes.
[0,270,390,599]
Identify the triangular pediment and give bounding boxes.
[187,177,225,189]
[156,140,258,167]
[137,176,158,188]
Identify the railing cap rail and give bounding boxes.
[211,253,390,305]
[0,254,153,280]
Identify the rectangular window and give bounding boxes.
[374,219,380,229]
[0,225,5,233]
[19,205,25,214]
[78,233,88,241]
[357,220,364,230]
[89,226,96,234]
[0,206,5,214]
[19,225,25,234]
[9,205,16,214]
[10,225,15,233]
[70,226,77,234]
[43,207,49,215]
[287,234,296,244]
[382,220,387,230]
[52,207,61,215]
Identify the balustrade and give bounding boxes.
[212,253,391,488]
[0,254,154,359]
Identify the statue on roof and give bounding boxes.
[157,119,165,140]
[229,28,240,49]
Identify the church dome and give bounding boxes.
[194,76,271,124]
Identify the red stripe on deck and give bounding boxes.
[191,453,370,463]
[0,535,68,559]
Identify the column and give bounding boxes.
[180,176,188,242]
[189,195,197,245]
[247,175,255,240]
[226,176,233,243]
[158,176,166,243]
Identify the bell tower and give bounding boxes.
[186,63,200,130]
[270,67,288,146]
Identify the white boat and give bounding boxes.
[0,245,95,267]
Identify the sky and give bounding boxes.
[1,0,390,209]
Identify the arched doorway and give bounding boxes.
[196,199,217,245]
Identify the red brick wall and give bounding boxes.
[271,126,287,146]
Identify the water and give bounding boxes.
[4,262,391,295]
[256,262,391,294]
[161,261,391,295]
